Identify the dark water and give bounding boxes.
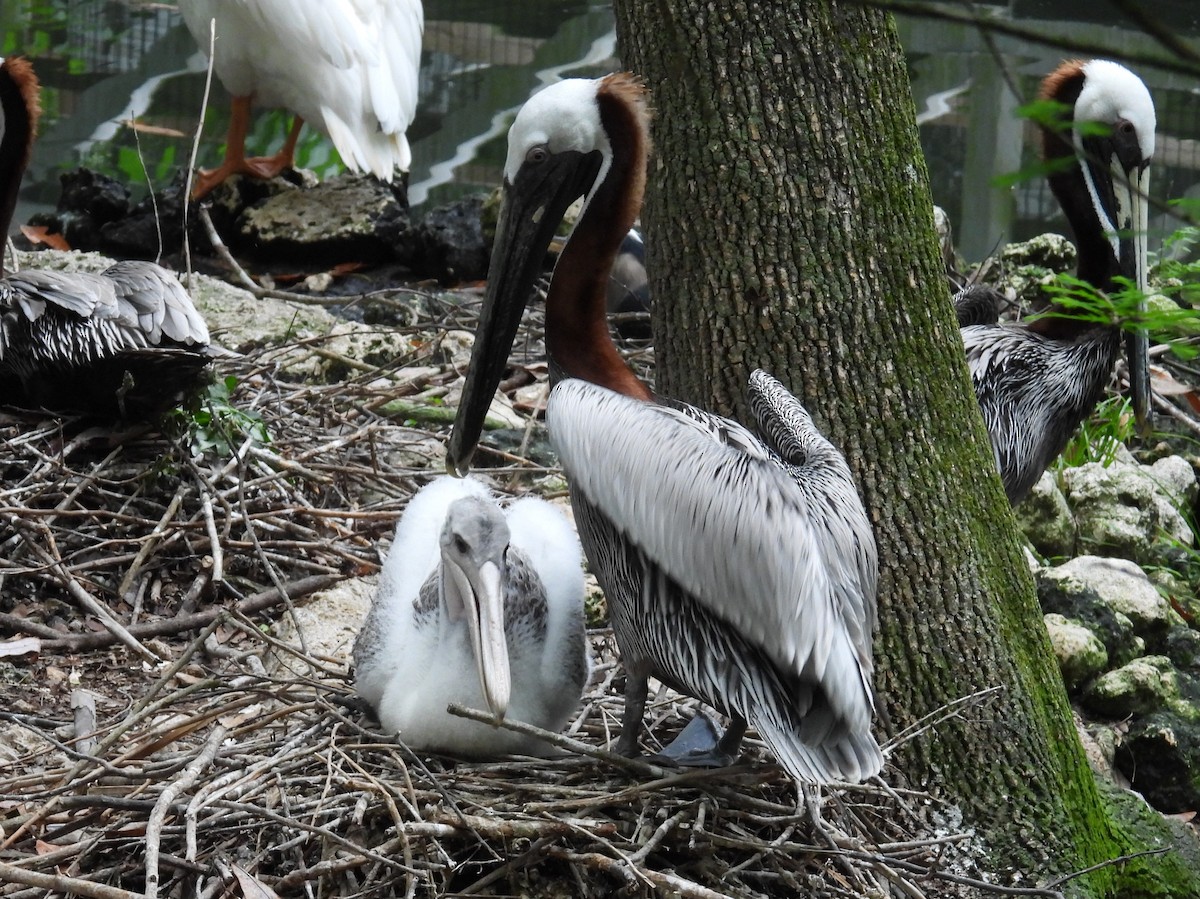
[3,1,1199,263]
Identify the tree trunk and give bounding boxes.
[612,1,1197,894]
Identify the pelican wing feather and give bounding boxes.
[104,262,211,346]
[548,379,866,726]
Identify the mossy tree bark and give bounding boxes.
[613,1,1196,895]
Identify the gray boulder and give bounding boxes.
[1015,471,1076,559]
[1081,655,1178,718]
[1054,556,1176,648]
[1061,456,1195,567]
[1044,613,1108,692]
[1036,564,1144,666]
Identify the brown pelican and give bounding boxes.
[178,0,423,198]
[0,56,210,416]
[352,476,589,756]
[607,226,651,339]
[446,75,882,784]
[961,59,1154,504]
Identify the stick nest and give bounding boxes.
[0,287,1029,898]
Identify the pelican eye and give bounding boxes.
[453,535,469,555]
[526,145,550,165]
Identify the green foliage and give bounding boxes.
[1056,395,1135,469]
[169,375,270,460]
[991,99,1112,189]
[1153,201,1200,307]
[1035,274,1200,359]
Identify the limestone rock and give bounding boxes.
[1081,655,1178,718]
[1044,613,1108,692]
[1036,565,1143,666]
[238,173,415,265]
[1055,556,1174,647]
[268,576,376,677]
[1061,458,1194,566]
[1016,471,1076,559]
[1164,627,1200,675]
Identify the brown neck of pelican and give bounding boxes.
[0,57,39,278]
[545,75,653,401]
[1035,60,1119,341]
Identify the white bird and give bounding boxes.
[178,0,423,198]
[0,56,210,416]
[352,476,590,756]
[446,74,883,784]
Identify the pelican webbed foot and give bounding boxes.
[649,713,747,768]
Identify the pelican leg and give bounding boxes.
[243,116,305,180]
[191,102,304,199]
[651,712,747,768]
[616,667,650,757]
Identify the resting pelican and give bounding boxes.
[178,0,423,198]
[0,56,210,416]
[607,227,651,339]
[447,75,882,784]
[961,59,1154,504]
[352,476,589,756]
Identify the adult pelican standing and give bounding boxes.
[447,74,882,784]
[960,59,1154,504]
[178,0,423,198]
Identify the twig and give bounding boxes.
[39,574,341,652]
[144,725,227,899]
[446,702,669,778]
[6,516,159,662]
[196,205,261,293]
[0,863,143,899]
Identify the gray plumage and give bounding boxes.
[962,321,1116,504]
[0,262,211,414]
[0,55,211,416]
[548,371,882,784]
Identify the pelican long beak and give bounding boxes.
[446,149,602,476]
[1119,165,1152,434]
[444,558,511,720]
[1081,128,1152,435]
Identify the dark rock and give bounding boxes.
[474,427,557,469]
[58,168,131,223]
[1115,704,1200,814]
[1165,627,1200,675]
[26,168,134,251]
[414,196,489,283]
[98,175,188,259]
[1035,568,1143,665]
[236,173,416,266]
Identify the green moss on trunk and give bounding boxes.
[613,0,1200,894]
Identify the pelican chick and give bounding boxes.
[353,476,589,756]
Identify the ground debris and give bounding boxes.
[0,289,1029,898]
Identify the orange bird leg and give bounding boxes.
[190,97,305,199]
[243,115,304,179]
